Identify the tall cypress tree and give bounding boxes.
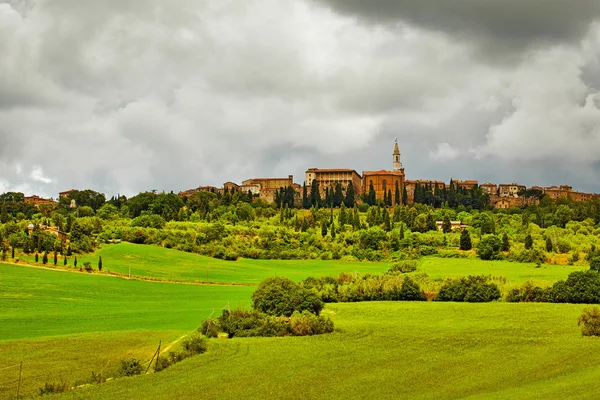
[334,183,343,208]
[402,185,408,205]
[395,182,400,205]
[387,189,393,207]
[345,184,355,207]
[368,182,376,206]
[302,183,309,209]
[310,179,320,207]
[460,229,472,250]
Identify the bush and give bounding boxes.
[252,276,324,317]
[590,257,600,271]
[83,261,93,272]
[436,275,501,302]
[549,271,600,304]
[289,311,334,336]
[399,276,428,301]
[387,260,417,274]
[198,318,219,338]
[181,333,207,355]
[505,281,549,302]
[578,307,600,336]
[118,358,143,377]
[39,381,70,396]
[476,235,502,260]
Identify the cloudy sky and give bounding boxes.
[2,0,600,198]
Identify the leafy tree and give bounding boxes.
[252,277,324,317]
[578,307,600,336]
[501,232,510,252]
[460,229,472,251]
[0,205,9,223]
[524,234,533,250]
[477,235,502,260]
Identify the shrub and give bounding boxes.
[181,333,207,355]
[549,271,600,304]
[387,260,417,274]
[118,358,143,377]
[83,261,93,272]
[39,381,70,396]
[436,275,501,302]
[459,230,472,251]
[252,276,324,317]
[476,235,502,260]
[198,318,219,338]
[289,311,334,336]
[418,245,438,256]
[399,276,428,301]
[578,307,600,336]
[590,257,600,271]
[505,281,549,302]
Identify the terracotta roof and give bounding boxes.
[306,168,359,174]
[362,170,404,176]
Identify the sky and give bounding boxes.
[1,0,600,198]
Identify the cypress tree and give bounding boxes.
[54,251,58,265]
[98,256,103,271]
[501,232,510,252]
[330,222,336,238]
[345,184,355,207]
[42,251,48,265]
[399,224,405,240]
[387,189,393,207]
[353,207,360,229]
[11,246,14,259]
[64,256,67,266]
[426,213,436,232]
[402,185,408,205]
[334,183,343,208]
[74,256,78,268]
[383,190,388,206]
[395,182,400,205]
[339,203,347,226]
[35,252,39,263]
[321,220,328,237]
[368,182,376,206]
[525,234,533,250]
[302,183,309,209]
[546,237,553,252]
[442,214,452,233]
[383,209,391,232]
[460,230,472,251]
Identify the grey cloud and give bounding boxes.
[312,0,600,59]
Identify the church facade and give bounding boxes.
[361,141,406,204]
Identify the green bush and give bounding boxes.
[549,271,600,304]
[181,333,207,355]
[578,307,600,336]
[387,260,417,274]
[289,311,334,336]
[252,276,324,317]
[198,318,219,338]
[476,235,502,260]
[399,276,428,301]
[436,275,501,302]
[39,381,70,396]
[590,256,600,271]
[83,261,93,272]
[505,281,549,302]
[118,358,143,377]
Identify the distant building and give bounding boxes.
[498,183,526,198]
[305,168,362,196]
[59,190,75,199]
[435,220,467,231]
[455,180,479,191]
[242,176,295,203]
[480,183,498,196]
[362,141,406,202]
[24,195,57,207]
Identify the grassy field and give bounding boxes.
[1,247,594,399]
[50,301,600,400]
[71,242,390,284]
[0,263,253,399]
[417,257,582,286]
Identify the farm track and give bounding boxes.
[2,261,257,287]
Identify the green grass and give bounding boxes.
[69,242,390,284]
[51,301,600,400]
[418,257,582,285]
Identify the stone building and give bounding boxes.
[305,168,362,196]
[498,183,526,198]
[455,180,479,191]
[362,141,406,202]
[480,183,498,196]
[24,195,57,207]
[242,176,295,203]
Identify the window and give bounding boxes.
[382,180,387,192]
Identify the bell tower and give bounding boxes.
[393,139,401,172]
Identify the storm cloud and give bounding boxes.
[1,0,600,197]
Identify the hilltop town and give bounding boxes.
[21,142,600,210]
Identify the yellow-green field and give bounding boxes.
[1,244,598,399]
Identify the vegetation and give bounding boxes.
[578,307,600,336]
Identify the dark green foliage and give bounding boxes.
[11,246,14,259]
[436,275,501,302]
[181,333,208,355]
[74,255,77,268]
[442,214,452,233]
[549,271,600,304]
[35,252,39,262]
[84,261,93,272]
[505,281,550,302]
[459,229,472,251]
[53,252,57,265]
[546,237,553,252]
[501,233,510,252]
[198,318,219,338]
[321,220,328,237]
[39,381,70,396]
[387,260,417,274]
[399,277,428,301]
[477,235,502,260]
[42,251,48,265]
[131,214,166,229]
[98,256,103,271]
[118,358,143,377]
[63,256,67,266]
[252,276,324,317]
[524,234,533,250]
[578,307,600,336]
[590,257,600,271]
[215,308,334,338]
